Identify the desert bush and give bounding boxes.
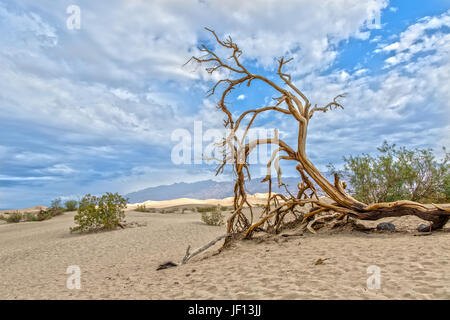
[25,212,38,222]
[201,207,224,226]
[50,208,64,217]
[136,204,150,212]
[36,209,50,221]
[330,142,449,204]
[65,200,78,211]
[135,204,146,212]
[196,206,218,213]
[6,212,22,223]
[51,198,63,210]
[135,204,157,213]
[160,208,176,214]
[1,209,57,223]
[35,209,53,221]
[71,193,128,233]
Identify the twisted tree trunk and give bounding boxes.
[187,28,450,240]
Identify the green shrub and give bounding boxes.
[136,204,148,212]
[34,209,56,221]
[196,206,218,213]
[25,212,38,222]
[65,200,78,211]
[330,142,449,204]
[51,198,63,210]
[160,208,175,214]
[71,193,128,233]
[37,209,49,221]
[201,207,224,226]
[6,212,22,223]
[135,204,157,213]
[49,208,64,217]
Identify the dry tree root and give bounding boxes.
[306,212,341,234]
[187,28,450,243]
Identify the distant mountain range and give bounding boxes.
[126,174,335,203]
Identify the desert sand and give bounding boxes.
[0,205,47,215]
[129,193,268,209]
[0,198,449,300]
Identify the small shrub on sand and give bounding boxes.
[201,207,224,226]
[71,193,128,233]
[135,204,157,213]
[50,208,64,217]
[196,206,218,213]
[160,208,177,214]
[37,209,50,221]
[6,212,22,223]
[65,200,78,211]
[25,212,38,222]
[136,204,149,212]
[35,208,61,221]
[51,198,63,211]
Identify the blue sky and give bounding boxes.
[0,0,449,209]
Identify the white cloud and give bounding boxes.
[237,94,246,100]
[286,18,450,166]
[0,0,389,151]
[370,35,382,43]
[39,164,77,175]
[110,88,139,103]
[0,175,57,181]
[380,10,450,67]
[354,68,369,76]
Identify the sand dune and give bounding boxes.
[0,205,47,215]
[129,193,269,209]
[0,198,449,299]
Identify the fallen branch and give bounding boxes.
[156,233,231,270]
[181,233,231,265]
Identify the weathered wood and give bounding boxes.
[181,234,231,265]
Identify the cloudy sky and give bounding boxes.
[0,0,449,208]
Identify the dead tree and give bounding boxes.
[187,28,450,241]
